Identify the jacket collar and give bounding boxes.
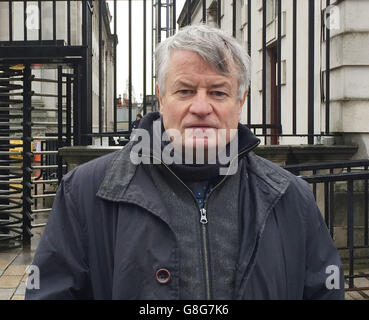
[247,151,290,196]
[96,146,291,200]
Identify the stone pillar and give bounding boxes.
[326,0,369,159]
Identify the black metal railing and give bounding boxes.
[0,0,106,146]
[3,0,94,45]
[180,0,333,145]
[285,160,369,291]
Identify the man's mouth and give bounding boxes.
[186,126,216,130]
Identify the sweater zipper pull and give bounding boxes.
[200,208,208,224]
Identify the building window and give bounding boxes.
[266,0,278,25]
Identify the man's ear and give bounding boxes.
[241,89,248,106]
[156,84,163,113]
[238,89,249,120]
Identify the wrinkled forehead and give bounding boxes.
[166,49,237,79]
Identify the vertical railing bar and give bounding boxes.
[166,0,170,38]
[67,0,71,45]
[128,0,132,131]
[158,0,162,43]
[277,0,282,137]
[114,0,117,132]
[98,0,103,134]
[187,0,191,26]
[53,0,56,42]
[308,0,315,145]
[24,0,27,42]
[152,0,154,97]
[22,65,32,247]
[247,0,251,127]
[217,0,221,28]
[173,0,176,35]
[9,1,13,42]
[73,65,80,145]
[292,0,297,135]
[87,0,93,145]
[329,168,335,238]
[262,0,267,139]
[347,179,354,289]
[79,1,93,146]
[66,77,72,147]
[77,64,83,145]
[365,165,368,246]
[82,0,86,47]
[232,0,236,38]
[143,0,147,115]
[312,169,317,199]
[202,0,206,24]
[38,0,42,41]
[324,181,329,229]
[325,0,331,135]
[57,66,63,183]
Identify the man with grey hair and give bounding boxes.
[26,25,344,300]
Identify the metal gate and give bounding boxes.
[0,63,77,248]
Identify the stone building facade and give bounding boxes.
[177,0,369,159]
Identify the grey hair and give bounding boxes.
[155,24,251,100]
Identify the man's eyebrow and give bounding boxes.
[210,82,231,89]
[173,80,195,88]
[173,81,231,89]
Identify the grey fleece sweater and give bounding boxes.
[148,162,242,300]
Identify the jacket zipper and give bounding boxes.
[156,162,213,300]
[146,140,260,300]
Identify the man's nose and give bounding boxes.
[189,91,213,116]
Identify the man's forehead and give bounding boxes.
[167,50,236,83]
[168,49,235,72]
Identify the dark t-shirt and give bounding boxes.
[132,119,141,129]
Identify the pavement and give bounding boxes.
[344,276,369,300]
[1,226,369,300]
[0,227,42,300]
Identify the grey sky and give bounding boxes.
[107,0,185,102]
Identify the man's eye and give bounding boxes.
[178,90,193,95]
[177,90,193,96]
[211,91,226,98]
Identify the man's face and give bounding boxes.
[157,49,247,152]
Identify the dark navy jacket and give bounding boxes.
[25,138,344,300]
